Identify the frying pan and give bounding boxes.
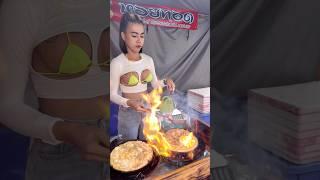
[110,139,160,180]
[162,130,206,166]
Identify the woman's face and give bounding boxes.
[121,23,144,54]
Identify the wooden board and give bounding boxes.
[146,157,210,180]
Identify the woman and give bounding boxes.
[110,13,175,140]
[0,1,109,179]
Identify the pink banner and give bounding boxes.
[111,0,198,30]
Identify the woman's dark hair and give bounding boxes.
[119,13,144,54]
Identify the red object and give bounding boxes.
[111,0,198,30]
[193,119,210,146]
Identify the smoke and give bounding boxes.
[212,90,286,179]
[162,89,198,129]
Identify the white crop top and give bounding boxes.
[29,28,108,99]
[110,53,164,107]
[29,1,108,99]
[0,0,108,144]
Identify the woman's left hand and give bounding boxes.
[166,78,175,93]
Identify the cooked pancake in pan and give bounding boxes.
[110,141,153,172]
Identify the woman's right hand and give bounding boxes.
[52,121,109,162]
[127,99,150,113]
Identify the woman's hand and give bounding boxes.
[166,78,175,93]
[127,99,150,113]
[53,121,109,162]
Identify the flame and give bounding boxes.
[179,132,195,148]
[142,87,172,157]
[142,87,197,157]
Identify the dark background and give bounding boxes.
[211,0,320,179]
[212,0,320,96]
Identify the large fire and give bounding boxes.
[141,87,197,157]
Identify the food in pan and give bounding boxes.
[110,141,154,172]
[164,128,198,152]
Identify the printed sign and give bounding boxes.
[111,0,198,30]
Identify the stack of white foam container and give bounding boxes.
[248,81,320,164]
[187,87,210,114]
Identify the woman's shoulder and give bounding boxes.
[111,53,125,65]
[141,53,154,62]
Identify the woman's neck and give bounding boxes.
[125,52,141,61]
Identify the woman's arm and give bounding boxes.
[0,0,62,145]
[110,59,129,107]
[149,57,175,92]
[149,57,169,88]
[0,1,109,162]
[149,58,163,88]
